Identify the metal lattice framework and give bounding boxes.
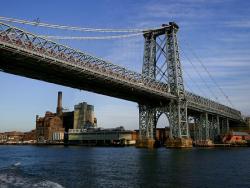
[0,22,172,99]
[0,22,243,142]
[140,23,188,140]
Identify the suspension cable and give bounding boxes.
[182,68,207,97]
[184,80,195,93]
[0,16,155,33]
[180,48,219,101]
[183,41,235,108]
[40,33,143,40]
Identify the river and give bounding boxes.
[0,145,249,187]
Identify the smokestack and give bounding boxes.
[56,91,63,117]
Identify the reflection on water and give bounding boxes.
[0,146,249,188]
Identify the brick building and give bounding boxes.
[23,129,36,143]
[36,92,65,143]
[36,111,64,143]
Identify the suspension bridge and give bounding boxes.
[0,17,243,148]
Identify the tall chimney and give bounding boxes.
[56,91,63,117]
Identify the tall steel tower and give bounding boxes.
[138,22,191,148]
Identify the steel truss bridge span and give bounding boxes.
[0,22,242,144]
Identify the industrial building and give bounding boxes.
[68,126,136,146]
[36,91,97,144]
[68,127,170,146]
[73,102,97,129]
[34,91,170,146]
[36,92,65,143]
[36,112,65,143]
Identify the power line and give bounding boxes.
[183,40,234,108]
[0,16,156,33]
[180,48,219,101]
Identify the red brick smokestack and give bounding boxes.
[56,91,63,117]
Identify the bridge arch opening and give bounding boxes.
[155,113,170,147]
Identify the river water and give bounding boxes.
[0,145,249,188]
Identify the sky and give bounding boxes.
[0,0,250,132]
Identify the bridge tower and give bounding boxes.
[137,22,192,148]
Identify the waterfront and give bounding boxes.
[0,146,250,187]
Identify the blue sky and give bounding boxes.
[0,0,250,132]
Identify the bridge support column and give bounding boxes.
[210,115,218,142]
[221,118,229,135]
[194,113,214,146]
[205,113,210,140]
[199,113,209,141]
[165,100,192,148]
[138,22,192,148]
[217,115,220,136]
[226,118,230,133]
[136,105,156,148]
[193,117,199,142]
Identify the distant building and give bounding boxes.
[68,126,136,146]
[0,133,8,143]
[68,127,170,146]
[223,131,250,145]
[63,111,74,133]
[36,111,64,143]
[73,102,97,129]
[35,91,97,144]
[36,92,65,143]
[23,129,36,143]
[0,130,36,144]
[4,131,24,144]
[134,127,170,146]
[155,127,170,146]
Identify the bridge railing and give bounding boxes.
[0,22,169,95]
[186,92,242,120]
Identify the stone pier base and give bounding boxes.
[193,139,214,147]
[166,138,193,148]
[136,138,155,149]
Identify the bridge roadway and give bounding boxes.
[0,22,242,121]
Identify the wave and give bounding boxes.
[0,165,64,188]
